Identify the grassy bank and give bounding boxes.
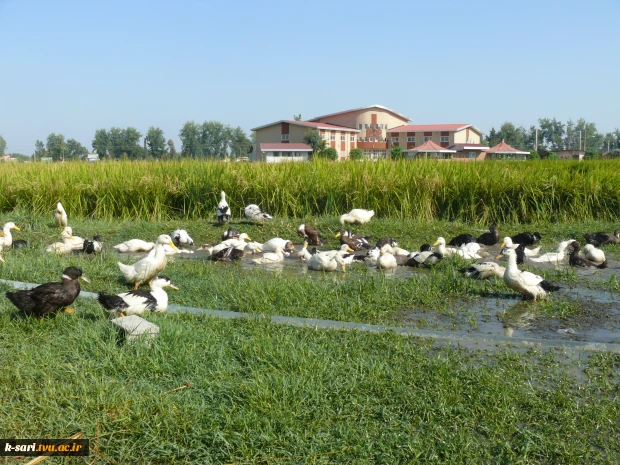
[1,159,620,222]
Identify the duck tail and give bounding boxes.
[596,260,608,269]
[539,280,561,292]
[97,292,127,311]
[117,262,137,282]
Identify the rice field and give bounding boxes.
[1,158,619,222]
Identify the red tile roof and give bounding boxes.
[251,120,359,132]
[404,140,457,153]
[389,124,481,134]
[486,140,529,155]
[260,143,313,151]
[448,143,490,150]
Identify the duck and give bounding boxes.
[460,261,505,280]
[581,244,606,264]
[222,228,240,241]
[379,244,410,257]
[61,227,86,248]
[261,238,295,254]
[217,191,231,223]
[510,231,542,246]
[244,204,273,223]
[433,237,480,259]
[566,241,607,269]
[307,250,347,272]
[476,223,499,246]
[527,240,573,264]
[12,239,28,249]
[113,239,155,253]
[73,235,103,255]
[0,222,20,248]
[98,276,178,317]
[447,233,476,247]
[297,224,324,246]
[336,229,371,251]
[211,246,245,262]
[243,241,263,254]
[496,248,560,300]
[46,228,81,254]
[500,237,541,257]
[584,229,620,247]
[171,229,194,248]
[117,235,177,289]
[377,244,398,270]
[339,209,374,225]
[403,244,442,267]
[375,237,398,249]
[54,202,68,228]
[252,246,285,265]
[298,241,312,261]
[360,247,381,265]
[5,266,89,316]
[221,233,252,248]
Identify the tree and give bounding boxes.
[349,148,364,160]
[66,138,88,160]
[303,129,327,155]
[0,136,6,156]
[547,152,559,160]
[200,121,230,158]
[46,133,66,161]
[34,140,47,160]
[293,114,302,121]
[538,118,565,150]
[229,126,251,159]
[390,146,405,160]
[146,127,167,159]
[92,129,109,159]
[167,139,177,158]
[179,121,201,158]
[529,150,540,160]
[318,147,338,161]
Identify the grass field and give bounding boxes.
[2,158,620,222]
[0,214,619,463]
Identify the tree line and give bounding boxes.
[485,118,620,156]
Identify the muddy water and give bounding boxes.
[119,241,620,344]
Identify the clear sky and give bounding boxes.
[1,0,618,155]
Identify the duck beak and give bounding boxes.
[335,232,341,238]
[168,240,178,250]
[495,254,503,259]
[13,226,20,231]
[256,247,262,253]
[169,284,179,291]
[433,241,439,246]
[245,236,252,242]
[341,264,346,272]
[347,247,355,252]
[500,242,505,247]
[0,231,5,237]
[79,276,91,283]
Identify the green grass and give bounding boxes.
[2,158,620,222]
[0,215,619,463]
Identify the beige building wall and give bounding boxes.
[453,128,481,144]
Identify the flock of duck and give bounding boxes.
[2,195,619,319]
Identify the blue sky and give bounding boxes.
[1,0,618,155]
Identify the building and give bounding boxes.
[485,140,529,160]
[251,105,484,162]
[251,105,410,162]
[256,143,312,163]
[554,150,584,161]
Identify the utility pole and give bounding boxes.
[535,128,538,151]
[579,131,582,151]
[144,138,147,159]
[584,127,587,152]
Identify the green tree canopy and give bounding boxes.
[46,133,66,161]
[0,135,6,156]
[319,147,338,160]
[167,139,177,159]
[66,138,88,160]
[92,129,109,159]
[390,146,405,160]
[349,148,364,160]
[34,140,47,160]
[303,129,327,155]
[146,127,168,159]
[179,121,201,158]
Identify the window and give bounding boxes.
[283,152,291,157]
[341,135,345,141]
[364,124,368,129]
[273,152,280,157]
[330,134,336,141]
[358,123,362,130]
[281,134,289,141]
[469,152,475,159]
[321,133,326,140]
[350,135,355,142]
[364,137,368,142]
[391,137,399,143]
[424,136,431,142]
[358,137,363,142]
[369,137,374,142]
[407,137,415,143]
[376,124,380,129]
[440,136,449,143]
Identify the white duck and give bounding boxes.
[460,262,505,280]
[581,244,606,265]
[528,240,573,264]
[0,222,20,248]
[500,237,541,257]
[339,208,375,225]
[497,248,560,300]
[363,247,381,265]
[298,241,312,261]
[262,238,295,253]
[433,237,480,259]
[97,276,179,317]
[118,235,177,289]
[244,204,272,223]
[61,227,86,248]
[217,191,230,223]
[113,239,156,253]
[54,202,68,228]
[377,244,398,270]
[171,229,194,247]
[46,227,80,254]
[221,233,252,248]
[243,241,263,254]
[307,251,347,272]
[252,246,285,265]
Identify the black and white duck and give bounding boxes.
[566,241,607,269]
[297,224,324,246]
[73,235,103,255]
[244,204,272,223]
[211,246,244,262]
[510,231,542,246]
[98,276,178,317]
[495,248,560,301]
[217,191,230,223]
[221,228,240,241]
[5,266,89,316]
[447,232,476,247]
[336,229,371,251]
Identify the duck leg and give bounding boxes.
[63,308,76,313]
[133,282,140,290]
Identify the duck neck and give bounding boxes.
[505,252,518,272]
